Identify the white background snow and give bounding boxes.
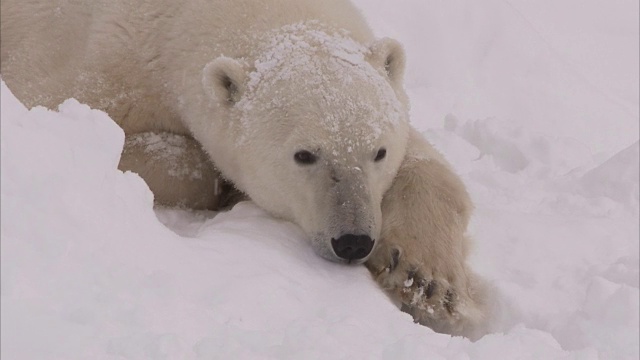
[2,0,638,358]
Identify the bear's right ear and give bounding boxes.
[202,57,247,105]
[367,38,406,87]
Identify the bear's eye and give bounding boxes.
[374,148,387,162]
[294,150,317,165]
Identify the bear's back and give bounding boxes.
[1,0,375,135]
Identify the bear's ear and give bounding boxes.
[202,57,247,105]
[367,38,406,86]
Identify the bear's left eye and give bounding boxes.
[294,150,318,165]
[374,148,387,162]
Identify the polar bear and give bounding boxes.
[1,0,490,338]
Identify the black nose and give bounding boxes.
[331,234,374,262]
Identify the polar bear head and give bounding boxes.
[199,24,409,263]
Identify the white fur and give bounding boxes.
[1,0,491,338]
[2,0,410,262]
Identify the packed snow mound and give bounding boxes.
[442,115,594,175]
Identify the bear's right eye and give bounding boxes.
[294,150,317,165]
[374,148,387,162]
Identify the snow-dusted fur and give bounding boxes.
[1,0,490,338]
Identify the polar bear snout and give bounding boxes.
[331,234,374,263]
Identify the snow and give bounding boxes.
[240,21,402,147]
[2,0,638,359]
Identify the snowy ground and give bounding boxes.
[2,1,638,359]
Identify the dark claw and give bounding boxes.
[443,290,455,314]
[407,269,417,281]
[389,248,400,271]
[425,280,436,299]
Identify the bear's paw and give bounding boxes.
[366,244,490,340]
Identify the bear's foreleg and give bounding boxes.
[366,128,491,339]
[118,132,244,210]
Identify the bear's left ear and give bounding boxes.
[367,38,406,87]
[202,56,247,105]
